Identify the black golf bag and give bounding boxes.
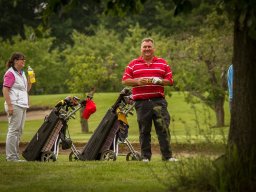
[22,96,85,161]
[78,88,132,160]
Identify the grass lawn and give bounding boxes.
[0,152,219,192]
[0,153,173,192]
[0,92,229,192]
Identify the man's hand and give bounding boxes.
[151,77,163,84]
[138,78,150,85]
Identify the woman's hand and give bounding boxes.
[7,104,14,116]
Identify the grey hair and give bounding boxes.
[141,37,154,44]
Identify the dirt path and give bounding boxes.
[0,110,51,121]
[0,142,223,158]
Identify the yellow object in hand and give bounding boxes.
[28,66,36,83]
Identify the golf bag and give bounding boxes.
[98,102,141,161]
[78,88,132,160]
[22,96,86,161]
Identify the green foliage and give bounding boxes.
[103,0,145,16]
[66,55,107,93]
[221,0,256,39]
[168,11,233,109]
[0,0,41,40]
[63,28,125,92]
[64,24,180,93]
[214,147,256,191]
[155,1,217,36]
[0,29,68,94]
[41,0,104,49]
[169,157,217,192]
[0,0,227,48]
[174,0,193,16]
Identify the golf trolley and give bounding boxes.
[69,88,141,161]
[22,96,88,161]
[99,100,141,161]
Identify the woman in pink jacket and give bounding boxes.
[2,52,33,162]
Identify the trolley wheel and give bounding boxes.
[69,151,81,162]
[41,151,56,162]
[126,151,141,161]
[100,150,117,161]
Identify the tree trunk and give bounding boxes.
[80,88,96,133]
[226,12,256,191]
[214,96,225,127]
[80,106,89,133]
[205,60,226,127]
[229,12,256,158]
[213,66,228,127]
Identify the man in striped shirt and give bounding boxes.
[122,37,177,162]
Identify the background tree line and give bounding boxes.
[0,0,232,127]
[0,0,232,95]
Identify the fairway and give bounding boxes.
[0,152,217,192]
[0,154,171,192]
[0,93,228,191]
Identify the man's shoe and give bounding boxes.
[167,157,178,162]
[6,159,26,162]
[17,160,26,162]
[142,159,149,162]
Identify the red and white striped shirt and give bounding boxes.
[122,56,173,100]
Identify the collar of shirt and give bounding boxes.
[137,56,158,63]
[12,66,23,75]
